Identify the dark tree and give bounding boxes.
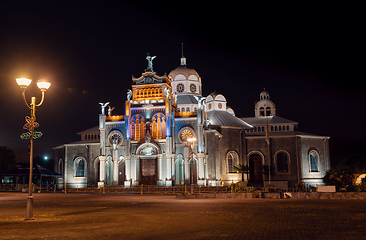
[0,146,17,174]
[234,164,249,182]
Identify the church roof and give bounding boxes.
[207,111,253,128]
[241,116,297,125]
[176,95,198,104]
[169,65,200,81]
[132,70,168,85]
[77,126,100,135]
[245,130,329,138]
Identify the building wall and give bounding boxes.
[205,130,220,186]
[299,136,330,187]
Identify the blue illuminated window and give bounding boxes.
[309,151,319,172]
[75,158,86,177]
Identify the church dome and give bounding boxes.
[168,58,200,82]
[260,89,270,100]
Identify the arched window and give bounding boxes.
[309,150,319,172]
[74,158,86,177]
[260,107,265,117]
[58,158,63,175]
[226,151,239,173]
[266,107,271,116]
[275,151,289,173]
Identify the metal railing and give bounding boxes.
[1,183,303,194]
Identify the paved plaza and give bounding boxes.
[0,192,365,239]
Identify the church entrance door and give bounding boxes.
[118,163,125,185]
[249,154,263,184]
[189,159,197,185]
[140,158,157,185]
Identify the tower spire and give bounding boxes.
[180,42,186,66]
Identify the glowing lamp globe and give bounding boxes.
[16,78,32,88]
[36,80,51,91]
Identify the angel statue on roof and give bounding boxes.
[146,54,156,71]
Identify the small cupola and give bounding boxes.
[255,89,276,117]
[205,92,227,112]
[260,88,270,100]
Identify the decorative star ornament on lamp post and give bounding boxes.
[20,116,43,140]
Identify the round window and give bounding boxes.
[208,103,212,110]
[190,84,196,93]
[218,103,222,109]
[176,83,184,93]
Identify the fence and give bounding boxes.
[0,183,58,193]
[65,185,234,194]
[1,183,234,194]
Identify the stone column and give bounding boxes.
[98,156,106,187]
[197,153,205,186]
[183,147,190,184]
[112,149,118,185]
[124,156,131,187]
[157,154,163,186]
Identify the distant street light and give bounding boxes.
[16,77,50,220]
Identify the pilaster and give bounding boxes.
[99,156,106,183]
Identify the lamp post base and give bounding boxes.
[25,196,34,220]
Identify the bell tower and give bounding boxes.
[255,89,276,117]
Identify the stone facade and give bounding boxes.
[54,55,330,189]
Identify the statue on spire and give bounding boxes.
[146,53,157,72]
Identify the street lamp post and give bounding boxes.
[16,78,50,220]
[187,137,197,187]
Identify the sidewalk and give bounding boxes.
[0,192,365,239]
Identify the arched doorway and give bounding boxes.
[105,156,113,185]
[118,161,125,185]
[249,153,263,184]
[137,143,159,185]
[189,156,197,185]
[175,155,185,185]
[93,157,100,186]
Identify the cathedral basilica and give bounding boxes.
[54,54,330,189]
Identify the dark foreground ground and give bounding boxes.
[0,193,365,240]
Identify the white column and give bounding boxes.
[131,155,139,186]
[113,149,118,185]
[99,156,106,182]
[171,156,175,183]
[124,156,131,187]
[157,154,163,186]
[184,147,190,183]
[197,153,205,186]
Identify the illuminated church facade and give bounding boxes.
[54,55,330,189]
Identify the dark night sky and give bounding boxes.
[0,1,364,166]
